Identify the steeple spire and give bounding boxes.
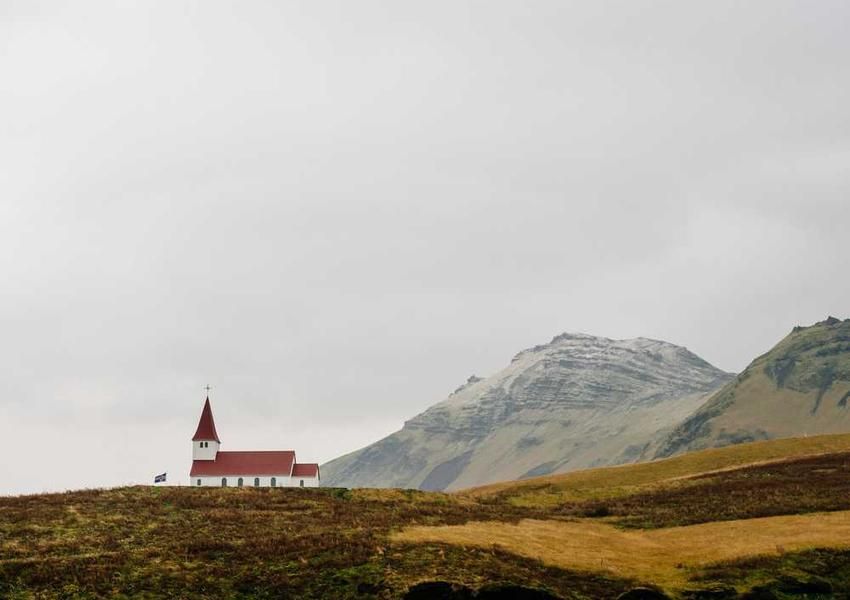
[192,396,221,442]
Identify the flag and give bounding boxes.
[154,473,167,483]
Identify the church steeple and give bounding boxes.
[192,397,221,443]
[192,395,221,461]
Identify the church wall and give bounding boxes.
[291,475,320,488]
[191,475,320,488]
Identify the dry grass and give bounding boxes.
[393,511,850,590]
[588,451,850,528]
[0,486,522,598]
[7,437,850,597]
[463,432,850,506]
[0,486,636,598]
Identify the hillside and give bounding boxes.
[649,317,850,459]
[463,431,850,507]
[323,333,732,490]
[399,433,850,595]
[6,434,850,598]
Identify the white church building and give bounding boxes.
[189,396,320,488]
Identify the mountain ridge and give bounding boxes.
[322,332,733,490]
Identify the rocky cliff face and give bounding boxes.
[322,333,733,490]
[649,317,850,459]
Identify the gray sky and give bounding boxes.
[2,1,849,495]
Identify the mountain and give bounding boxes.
[322,333,733,490]
[650,317,850,459]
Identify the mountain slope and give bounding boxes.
[322,333,732,490]
[650,317,850,459]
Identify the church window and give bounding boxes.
[196,479,201,486]
[271,477,276,487]
[238,477,244,487]
[254,477,260,487]
[221,478,227,487]
[300,480,304,487]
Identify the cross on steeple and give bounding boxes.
[204,385,212,395]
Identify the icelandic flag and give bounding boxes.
[154,473,167,483]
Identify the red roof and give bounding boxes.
[190,451,295,476]
[292,463,320,478]
[192,397,221,442]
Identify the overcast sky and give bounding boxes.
[2,1,848,495]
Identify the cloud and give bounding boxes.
[1,0,849,493]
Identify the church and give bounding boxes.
[189,396,320,488]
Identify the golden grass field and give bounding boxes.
[394,511,850,590]
[387,433,850,594]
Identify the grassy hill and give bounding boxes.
[463,431,850,506]
[5,434,850,598]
